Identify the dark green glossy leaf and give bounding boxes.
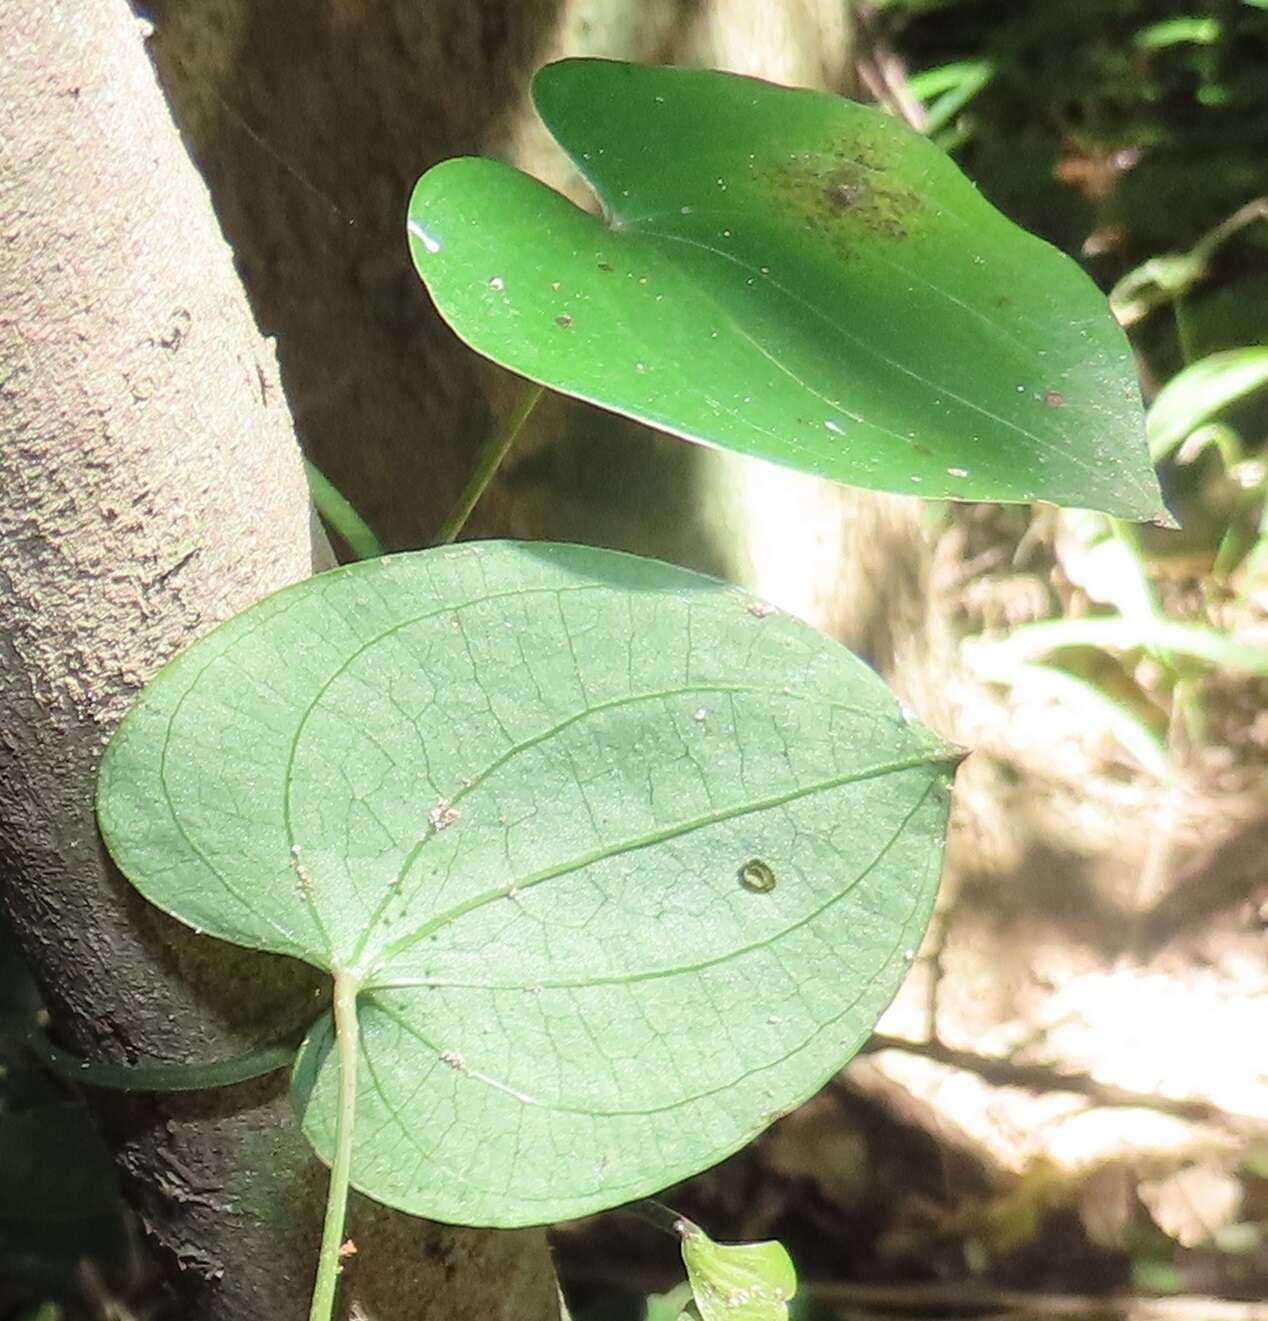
[409,59,1164,521]
[99,542,956,1226]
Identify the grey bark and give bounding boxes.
[0,3,559,1318]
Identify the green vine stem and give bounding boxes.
[305,459,386,560]
[308,971,364,1321]
[433,380,545,545]
[625,1197,693,1238]
[16,1017,303,1092]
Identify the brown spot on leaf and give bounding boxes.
[555,314,572,329]
[1045,390,1066,408]
[762,145,920,255]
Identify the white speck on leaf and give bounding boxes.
[292,857,315,894]
[429,798,460,831]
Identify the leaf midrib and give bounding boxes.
[366,771,939,995]
[626,224,1094,488]
[349,679,892,965]
[362,748,950,976]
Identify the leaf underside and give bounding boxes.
[98,542,955,1226]
[408,59,1165,522]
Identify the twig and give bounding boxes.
[863,1034,1267,1132]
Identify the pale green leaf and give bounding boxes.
[98,542,955,1226]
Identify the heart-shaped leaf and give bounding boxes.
[98,542,956,1226]
[409,59,1164,522]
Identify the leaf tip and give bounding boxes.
[940,742,971,770]
[530,55,609,119]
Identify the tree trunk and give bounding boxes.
[0,3,560,1318]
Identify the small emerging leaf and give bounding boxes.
[680,1220,797,1321]
[410,59,1164,522]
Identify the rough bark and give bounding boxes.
[0,4,559,1318]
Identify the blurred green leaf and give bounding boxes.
[1111,254,1208,326]
[964,648,1171,778]
[645,1285,698,1321]
[1133,1257,1183,1293]
[410,59,1163,521]
[576,1294,672,1321]
[907,59,995,136]
[1135,17,1222,48]
[967,614,1268,678]
[16,1305,61,1321]
[1147,348,1268,459]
